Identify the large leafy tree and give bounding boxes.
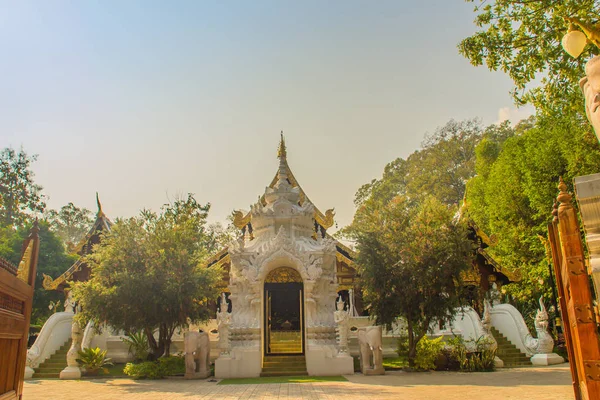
[45,203,93,252]
[353,119,513,209]
[347,195,473,366]
[459,0,599,116]
[72,194,222,359]
[466,114,600,310]
[0,222,77,325]
[0,147,46,227]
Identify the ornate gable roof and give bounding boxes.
[43,194,112,291]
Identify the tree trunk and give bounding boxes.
[407,323,416,367]
[145,327,164,360]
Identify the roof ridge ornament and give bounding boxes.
[278,131,287,160]
[96,192,105,217]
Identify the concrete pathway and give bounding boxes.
[23,365,573,400]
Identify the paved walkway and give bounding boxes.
[23,365,573,400]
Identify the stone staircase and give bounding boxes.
[269,331,302,354]
[491,327,532,367]
[33,341,70,379]
[261,355,308,377]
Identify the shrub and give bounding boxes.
[122,331,149,361]
[446,335,496,372]
[414,336,445,370]
[77,347,113,375]
[158,355,185,376]
[124,361,164,379]
[124,355,186,379]
[396,334,409,358]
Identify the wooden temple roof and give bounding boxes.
[42,194,112,292]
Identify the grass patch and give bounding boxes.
[101,363,126,376]
[383,357,408,370]
[218,375,348,385]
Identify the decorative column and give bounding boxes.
[60,320,82,379]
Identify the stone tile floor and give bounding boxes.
[23,365,573,400]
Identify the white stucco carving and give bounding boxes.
[490,297,563,365]
[25,311,74,379]
[60,320,82,379]
[214,142,352,378]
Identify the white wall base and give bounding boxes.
[214,348,261,378]
[530,353,565,366]
[24,366,34,380]
[59,366,82,379]
[305,346,354,376]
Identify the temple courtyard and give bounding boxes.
[24,365,571,400]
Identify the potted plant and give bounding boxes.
[76,347,113,376]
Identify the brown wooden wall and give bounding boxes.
[0,225,39,400]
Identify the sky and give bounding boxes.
[0,1,533,231]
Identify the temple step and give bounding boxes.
[261,355,307,377]
[490,327,532,367]
[33,340,71,379]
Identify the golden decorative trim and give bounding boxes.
[315,208,335,230]
[232,210,252,229]
[16,240,33,283]
[265,267,302,283]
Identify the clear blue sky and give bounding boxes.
[0,1,532,230]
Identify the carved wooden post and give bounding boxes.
[549,201,580,400]
[554,177,600,399]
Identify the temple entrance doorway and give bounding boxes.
[264,267,304,355]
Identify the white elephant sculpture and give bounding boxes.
[357,326,385,375]
[184,331,211,379]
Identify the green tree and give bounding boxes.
[347,195,473,367]
[0,147,46,227]
[459,0,599,116]
[0,222,76,325]
[45,203,93,251]
[466,114,600,308]
[72,194,222,359]
[351,119,513,211]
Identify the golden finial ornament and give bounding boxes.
[557,177,573,206]
[277,131,287,159]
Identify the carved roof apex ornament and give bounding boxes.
[96,192,105,217]
[557,176,573,206]
[278,131,287,160]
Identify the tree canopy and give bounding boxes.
[347,195,473,366]
[0,222,77,325]
[72,194,222,359]
[459,0,600,116]
[466,113,600,308]
[0,147,46,227]
[45,203,93,252]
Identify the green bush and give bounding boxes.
[446,335,496,372]
[396,334,409,358]
[76,347,113,375]
[124,355,186,379]
[158,355,185,376]
[414,336,445,370]
[122,331,149,361]
[124,361,164,379]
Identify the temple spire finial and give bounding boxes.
[278,131,287,160]
[96,192,105,217]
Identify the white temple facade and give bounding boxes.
[214,136,354,378]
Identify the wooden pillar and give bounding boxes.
[553,178,600,399]
[549,202,580,400]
